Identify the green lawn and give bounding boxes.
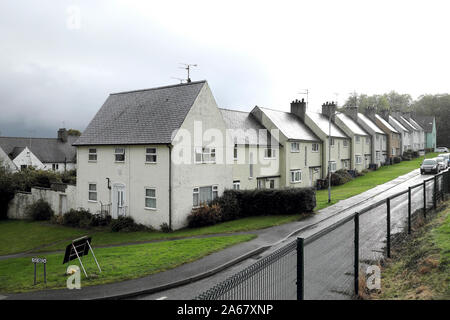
[370,202,450,300]
[0,220,86,255]
[315,153,438,210]
[1,215,303,255]
[0,234,256,293]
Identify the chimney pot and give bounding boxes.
[58,128,68,143]
[291,98,307,121]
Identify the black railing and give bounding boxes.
[196,169,450,300]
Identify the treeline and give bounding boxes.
[343,91,450,147]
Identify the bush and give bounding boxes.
[63,208,92,228]
[211,190,240,221]
[394,156,402,164]
[331,169,353,186]
[160,222,172,233]
[26,199,54,221]
[187,204,222,228]
[90,214,111,227]
[110,216,148,232]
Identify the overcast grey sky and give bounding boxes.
[1,0,449,137]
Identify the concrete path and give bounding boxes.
[2,169,426,300]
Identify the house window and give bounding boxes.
[329,161,337,172]
[145,188,156,209]
[52,163,59,171]
[233,181,240,190]
[290,169,302,183]
[233,144,238,160]
[195,147,216,163]
[114,148,125,162]
[145,148,157,163]
[88,183,97,201]
[20,165,28,170]
[88,148,97,161]
[343,139,348,147]
[291,142,300,153]
[312,143,319,152]
[257,179,265,189]
[392,148,395,156]
[264,148,276,159]
[366,137,370,145]
[355,155,362,165]
[330,138,335,146]
[343,160,349,168]
[356,136,360,144]
[193,186,218,207]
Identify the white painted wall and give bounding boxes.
[0,147,17,172]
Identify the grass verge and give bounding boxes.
[0,234,256,293]
[369,202,450,300]
[315,153,438,210]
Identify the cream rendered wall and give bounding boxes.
[232,144,280,190]
[76,144,170,228]
[0,147,17,172]
[171,83,233,230]
[334,116,367,172]
[284,141,322,187]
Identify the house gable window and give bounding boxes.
[193,185,218,207]
[312,143,319,152]
[114,148,125,162]
[195,147,216,164]
[88,148,97,161]
[264,148,276,159]
[291,142,300,153]
[145,148,157,163]
[290,169,302,183]
[145,188,156,209]
[88,183,97,201]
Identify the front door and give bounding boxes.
[112,183,126,219]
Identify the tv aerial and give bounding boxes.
[179,63,198,83]
[298,89,309,109]
[171,77,186,84]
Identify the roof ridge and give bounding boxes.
[0,136,59,140]
[110,80,206,96]
[219,108,249,114]
[258,106,290,114]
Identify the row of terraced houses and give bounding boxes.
[68,81,436,230]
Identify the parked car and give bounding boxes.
[440,153,450,166]
[435,146,449,153]
[436,156,448,170]
[420,158,440,174]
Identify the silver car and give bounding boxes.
[436,156,448,170]
[435,146,449,153]
[420,158,439,174]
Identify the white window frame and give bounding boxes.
[233,181,240,190]
[264,148,276,159]
[355,155,362,165]
[291,142,300,153]
[88,183,97,202]
[88,148,97,162]
[343,160,349,169]
[312,143,319,152]
[114,147,125,162]
[144,188,156,210]
[269,179,275,189]
[52,163,59,171]
[192,185,219,207]
[195,147,216,164]
[329,161,337,172]
[145,148,157,163]
[330,138,335,147]
[257,179,265,189]
[290,169,302,183]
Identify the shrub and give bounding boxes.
[63,208,92,228]
[26,199,54,221]
[331,169,353,186]
[90,214,111,227]
[160,222,172,233]
[187,204,222,228]
[211,190,240,221]
[394,156,402,164]
[110,216,148,232]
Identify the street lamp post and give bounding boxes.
[328,112,332,203]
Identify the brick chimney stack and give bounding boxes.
[322,101,337,122]
[380,109,390,122]
[58,128,68,143]
[365,106,376,122]
[290,98,306,121]
[345,106,358,122]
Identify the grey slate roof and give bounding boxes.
[74,81,206,146]
[306,112,348,139]
[336,113,369,136]
[0,136,77,163]
[219,108,269,145]
[399,116,419,131]
[408,118,424,131]
[357,113,385,135]
[258,108,321,142]
[413,115,434,132]
[389,116,409,132]
[375,114,398,133]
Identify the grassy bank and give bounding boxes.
[370,202,450,300]
[0,234,256,293]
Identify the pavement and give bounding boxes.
[2,168,431,300]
